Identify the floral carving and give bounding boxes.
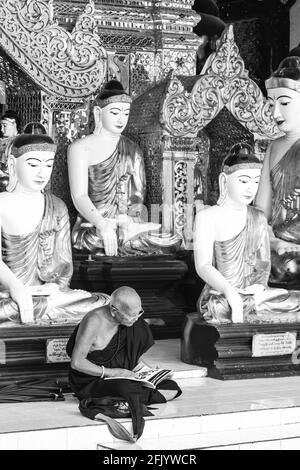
[161,25,280,139]
[0,0,107,98]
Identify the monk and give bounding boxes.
[255,54,300,284]
[67,286,181,441]
[0,133,108,326]
[68,80,181,256]
[192,144,300,324]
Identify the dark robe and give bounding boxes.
[66,317,181,440]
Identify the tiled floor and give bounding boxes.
[2,339,300,449]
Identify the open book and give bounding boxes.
[105,361,173,389]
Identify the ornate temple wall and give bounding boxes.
[217,0,292,84]
[0,48,41,131]
[53,0,201,97]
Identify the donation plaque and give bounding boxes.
[46,338,70,363]
[252,332,297,357]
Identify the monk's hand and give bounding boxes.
[273,239,300,256]
[10,281,34,324]
[225,288,243,323]
[96,218,118,256]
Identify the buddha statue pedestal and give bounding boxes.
[181,314,300,380]
[0,324,74,390]
[72,252,189,339]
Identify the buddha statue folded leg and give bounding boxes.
[118,223,182,256]
[199,290,256,323]
[72,216,105,252]
[198,287,300,324]
[0,289,109,326]
[271,251,300,283]
[253,290,300,322]
[271,217,300,283]
[72,216,182,256]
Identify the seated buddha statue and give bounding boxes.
[255,54,300,285]
[0,110,20,191]
[190,143,300,325]
[0,134,109,326]
[68,80,181,256]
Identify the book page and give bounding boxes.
[133,361,173,384]
[104,361,173,388]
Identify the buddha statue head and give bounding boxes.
[1,110,20,138]
[6,133,57,193]
[92,80,132,136]
[265,55,300,135]
[23,121,47,135]
[217,143,262,207]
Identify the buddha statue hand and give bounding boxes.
[117,214,133,228]
[96,217,118,256]
[225,287,244,323]
[10,280,34,324]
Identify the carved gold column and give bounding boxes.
[162,137,197,243]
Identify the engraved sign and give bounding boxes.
[46,338,70,363]
[252,332,297,357]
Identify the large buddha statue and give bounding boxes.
[0,134,108,326]
[191,144,300,325]
[255,55,300,284]
[68,80,181,256]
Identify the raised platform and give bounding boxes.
[71,252,189,339]
[0,251,189,387]
[181,316,300,380]
[0,324,74,388]
[2,339,300,450]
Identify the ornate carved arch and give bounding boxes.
[0,0,107,98]
[161,25,280,140]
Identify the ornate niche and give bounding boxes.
[127,24,281,248]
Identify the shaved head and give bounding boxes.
[110,287,143,326]
[111,286,141,311]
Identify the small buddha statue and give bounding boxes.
[255,54,300,285]
[0,110,20,191]
[189,143,300,325]
[68,80,181,256]
[0,134,108,326]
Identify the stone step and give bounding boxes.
[2,406,300,450]
[98,423,300,450]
